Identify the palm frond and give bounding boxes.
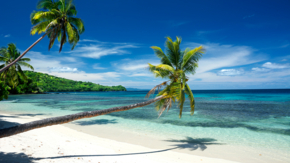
[68,17,85,34]
[17,61,34,71]
[178,89,185,118]
[45,18,60,31]
[59,26,67,52]
[48,26,60,50]
[181,46,204,71]
[32,11,56,20]
[37,0,60,10]
[65,0,77,16]
[158,98,172,118]
[156,64,175,72]
[31,21,51,35]
[165,36,182,69]
[16,65,28,82]
[146,81,168,98]
[0,57,7,62]
[150,46,172,66]
[19,58,31,62]
[184,84,195,115]
[66,22,75,43]
[70,25,80,50]
[148,63,171,78]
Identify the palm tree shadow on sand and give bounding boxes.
[32,137,222,161]
[165,137,224,151]
[0,152,33,163]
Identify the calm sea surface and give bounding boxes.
[1,89,290,152]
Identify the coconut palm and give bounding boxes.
[0,43,34,88]
[147,36,204,118]
[0,0,84,73]
[0,37,204,139]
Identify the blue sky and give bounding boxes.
[1,0,290,89]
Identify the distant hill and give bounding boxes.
[23,71,126,92]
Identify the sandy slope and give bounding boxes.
[0,114,239,163]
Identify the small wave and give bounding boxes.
[0,99,18,103]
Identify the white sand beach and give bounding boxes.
[0,113,289,163]
[0,114,239,163]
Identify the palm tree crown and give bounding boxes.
[30,0,85,52]
[147,36,205,118]
[0,43,34,87]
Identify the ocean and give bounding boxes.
[1,89,290,159]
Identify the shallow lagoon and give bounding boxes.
[1,89,290,154]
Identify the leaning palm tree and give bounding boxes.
[147,36,204,118]
[0,0,84,73]
[0,43,34,88]
[0,37,204,139]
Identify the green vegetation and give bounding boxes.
[0,43,34,88]
[0,81,10,100]
[147,36,204,118]
[24,71,126,92]
[31,0,84,52]
[0,0,84,74]
[0,43,38,96]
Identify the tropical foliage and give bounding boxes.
[147,36,204,118]
[0,0,85,74]
[0,43,34,88]
[24,71,126,92]
[0,81,10,100]
[30,0,85,52]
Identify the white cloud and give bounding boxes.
[48,67,78,72]
[63,57,77,62]
[23,51,83,72]
[130,73,153,77]
[4,34,10,37]
[252,67,270,72]
[92,63,106,70]
[262,62,289,69]
[113,59,159,71]
[111,58,161,79]
[22,51,122,84]
[70,42,138,59]
[120,64,149,71]
[186,43,265,74]
[217,69,244,76]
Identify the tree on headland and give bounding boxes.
[0,37,204,139]
[0,43,34,88]
[0,0,84,73]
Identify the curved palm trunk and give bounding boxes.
[0,95,164,138]
[0,32,49,73]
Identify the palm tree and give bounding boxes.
[0,37,204,139]
[147,36,204,118]
[0,43,34,88]
[0,0,84,73]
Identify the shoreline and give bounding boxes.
[0,112,289,163]
[0,113,238,163]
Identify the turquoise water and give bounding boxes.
[1,89,290,152]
